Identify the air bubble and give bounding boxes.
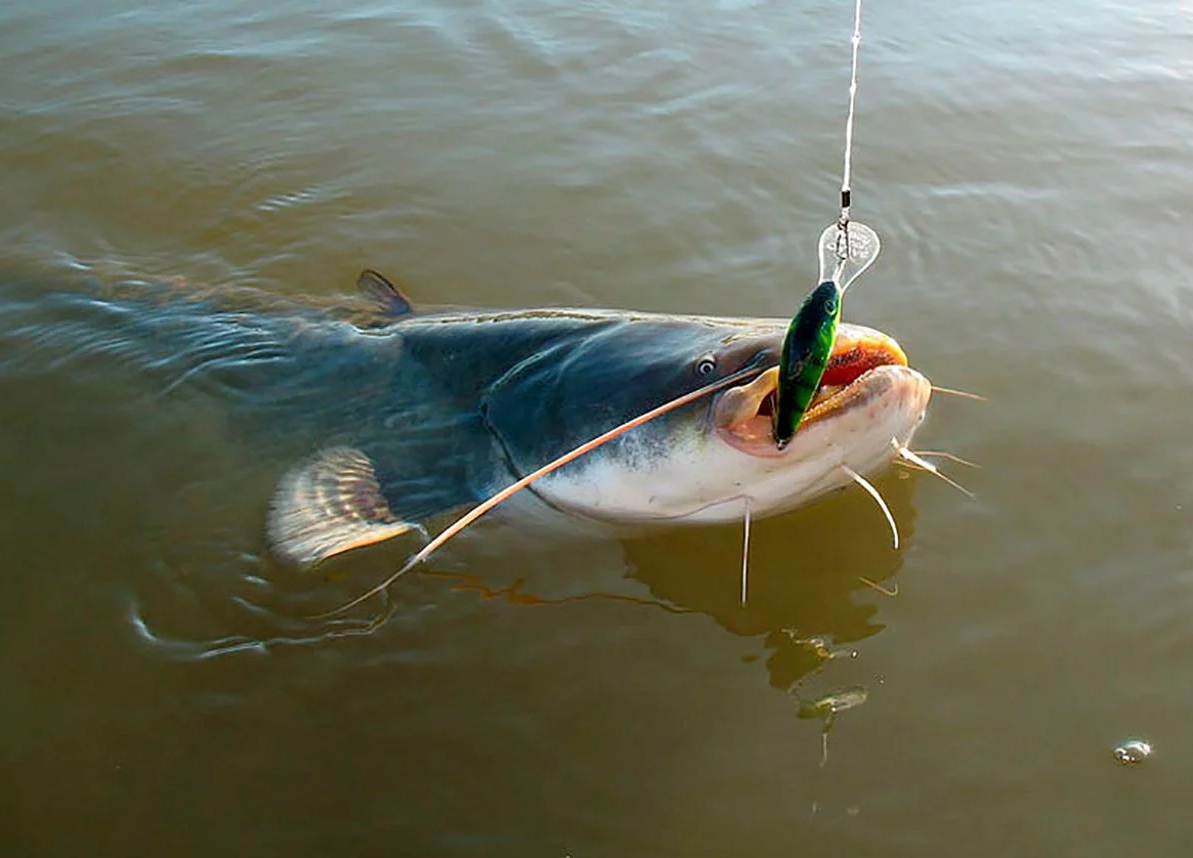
[1113,739,1153,765]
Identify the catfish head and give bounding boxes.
[479,311,931,527]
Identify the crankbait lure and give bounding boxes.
[773,280,841,448]
[773,221,880,447]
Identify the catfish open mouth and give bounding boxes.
[713,324,909,455]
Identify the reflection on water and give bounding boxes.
[628,471,918,689]
[414,466,919,693]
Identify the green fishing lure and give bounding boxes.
[772,279,842,448]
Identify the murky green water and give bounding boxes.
[3,0,1193,855]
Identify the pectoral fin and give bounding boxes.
[267,446,425,566]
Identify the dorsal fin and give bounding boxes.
[357,268,414,316]
[267,446,425,566]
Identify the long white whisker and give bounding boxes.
[858,575,898,597]
[931,385,986,402]
[841,465,899,549]
[740,498,754,607]
[912,450,981,469]
[897,446,975,499]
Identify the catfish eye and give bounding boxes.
[695,355,717,377]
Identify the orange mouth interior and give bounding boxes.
[713,327,908,448]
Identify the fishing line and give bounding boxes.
[812,0,879,298]
[837,0,864,246]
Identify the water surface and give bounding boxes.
[3,0,1193,855]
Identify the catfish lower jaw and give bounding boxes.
[713,324,914,458]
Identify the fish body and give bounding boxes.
[0,274,932,566]
[263,273,930,565]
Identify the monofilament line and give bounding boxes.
[838,0,864,233]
